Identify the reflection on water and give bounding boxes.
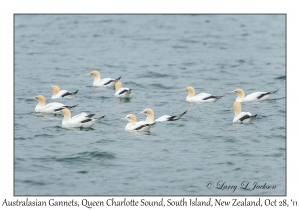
[35,113,62,120]
[115,97,132,104]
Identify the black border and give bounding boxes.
[13,13,287,197]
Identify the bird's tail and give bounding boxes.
[215,95,223,99]
[72,90,79,95]
[65,104,78,109]
[86,114,95,118]
[174,110,188,121]
[96,115,105,121]
[114,76,121,81]
[270,90,279,94]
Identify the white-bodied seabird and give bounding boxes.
[61,108,104,129]
[122,114,153,132]
[183,86,223,102]
[138,108,187,123]
[114,81,132,98]
[35,95,77,114]
[51,85,78,99]
[228,88,278,102]
[86,70,121,87]
[232,102,257,124]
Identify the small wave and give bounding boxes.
[237,59,246,64]
[55,151,116,163]
[77,170,88,174]
[15,137,28,140]
[172,45,187,49]
[83,151,116,159]
[103,64,126,69]
[98,96,112,99]
[137,71,170,78]
[182,62,198,66]
[272,134,285,139]
[25,97,36,102]
[264,153,283,157]
[153,38,169,42]
[53,125,64,129]
[99,19,113,23]
[15,158,25,162]
[23,180,46,186]
[216,161,234,165]
[179,39,199,44]
[274,76,286,80]
[150,83,171,89]
[34,134,54,138]
[241,33,249,37]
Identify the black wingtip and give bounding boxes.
[173,110,188,121]
[97,115,105,120]
[74,90,79,94]
[69,104,78,109]
[115,76,121,81]
[86,114,95,118]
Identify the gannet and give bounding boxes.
[86,70,121,87]
[35,95,77,114]
[183,86,223,102]
[51,85,78,99]
[61,108,105,129]
[122,114,154,132]
[138,108,187,123]
[228,88,278,102]
[114,81,132,98]
[233,102,257,124]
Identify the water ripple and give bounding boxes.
[137,71,170,78]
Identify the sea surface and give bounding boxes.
[14,14,286,196]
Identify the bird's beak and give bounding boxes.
[121,117,127,120]
[85,73,91,76]
[137,111,145,115]
[50,84,53,87]
[34,96,38,100]
[180,89,186,92]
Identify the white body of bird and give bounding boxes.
[86,70,121,87]
[61,108,104,129]
[232,102,257,124]
[35,95,77,114]
[229,88,278,102]
[139,108,187,124]
[183,86,222,102]
[122,114,152,132]
[51,85,78,99]
[114,81,132,98]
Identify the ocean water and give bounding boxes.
[14,14,286,196]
